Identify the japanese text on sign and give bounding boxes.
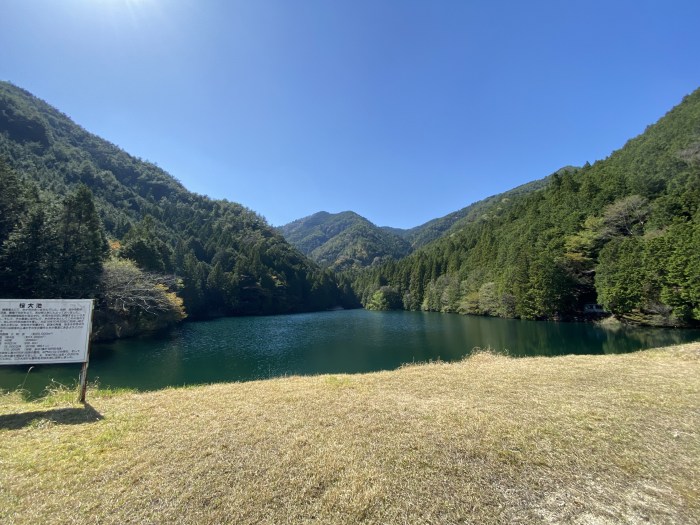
[0,299,93,365]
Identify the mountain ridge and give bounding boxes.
[278,210,411,270]
[280,175,555,268]
[3,79,698,329]
[0,80,356,329]
[349,89,700,326]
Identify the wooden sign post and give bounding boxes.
[78,335,94,404]
[0,299,95,403]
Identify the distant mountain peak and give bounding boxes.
[279,210,411,270]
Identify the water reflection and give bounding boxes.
[2,310,698,397]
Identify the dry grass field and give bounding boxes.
[1,343,699,524]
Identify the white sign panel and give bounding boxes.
[0,299,93,365]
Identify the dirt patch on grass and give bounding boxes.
[1,343,699,524]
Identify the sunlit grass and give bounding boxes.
[1,343,698,524]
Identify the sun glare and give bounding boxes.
[83,0,158,26]
[87,0,150,9]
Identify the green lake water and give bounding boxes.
[2,309,699,397]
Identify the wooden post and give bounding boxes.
[78,358,89,403]
[77,300,95,404]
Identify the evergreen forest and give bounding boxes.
[279,211,412,270]
[0,82,357,339]
[346,89,700,327]
[279,178,552,270]
[1,80,699,337]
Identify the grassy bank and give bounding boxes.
[2,344,699,524]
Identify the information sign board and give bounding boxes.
[0,299,94,365]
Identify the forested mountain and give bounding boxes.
[386,176,554,249]
[281,178,552,270]
[279,211,411,270]
[350,89,700,327]
[3,80,698,334]
[0,81,356,339]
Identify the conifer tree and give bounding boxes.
[54,185,109,298]
[0,208,53,297]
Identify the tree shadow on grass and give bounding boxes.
[0,404,103,430]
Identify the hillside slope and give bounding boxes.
[279,211,411,270]
[351,89,700,326]
[280,177,552,269]
[389,175,554,249]
[0,81,355,320]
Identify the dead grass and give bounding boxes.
[1,343,699,524]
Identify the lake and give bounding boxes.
[2,309,699,397]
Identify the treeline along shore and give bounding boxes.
[1,80,699,341]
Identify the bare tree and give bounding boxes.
[100,258,185,318]
[601,195,650,237]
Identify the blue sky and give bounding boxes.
[2,1,699,228]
